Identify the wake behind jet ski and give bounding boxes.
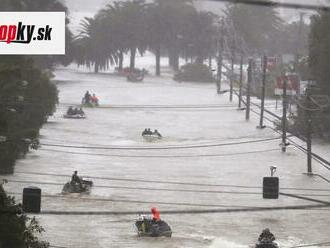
[255,229,279,248]
[134,208,172,237]
[62,171,93,194]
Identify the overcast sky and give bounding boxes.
[62,0,330,33]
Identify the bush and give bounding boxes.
[0,182,49,248]
[174,63,215,83]
[0,57,58,174]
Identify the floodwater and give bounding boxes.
[3,56,330,248]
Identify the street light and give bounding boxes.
[270,165,277,177]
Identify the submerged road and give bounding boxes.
[3,64,330,248]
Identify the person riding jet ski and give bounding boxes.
[135,207,171,237]
[146,128,152,135]
[84,91,91,104]
[91,93,99,105]
[77,108,85,115]
[142,128,148,136]
[151,207,161,222]
[258,228,275,242]
[153,129,162,138]
[67,106,74,115]
[71,171,82,188]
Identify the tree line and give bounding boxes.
[73,0,218,75]
[291,10,330,140]
[72,0,312,76]
[0,0,72,174]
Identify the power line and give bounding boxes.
[38,147,280,158]
[207,0,330,11]
[8,177,330,194]
[5,191,256,208]
[233,89,330,176]
[290,241,330,248]
[7,179,262,195]
[2,203,329,216]
[39,136,282,150]
[279,192,330,205]
[59,103,238,109]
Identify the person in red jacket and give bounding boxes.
[151,207,161,222]
[91,93,99,105]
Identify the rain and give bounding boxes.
[1,1,330,248]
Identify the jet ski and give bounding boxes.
[81,102,99,108]
[62,179,93,194]
[127,72,144,82]
[135,215,172,237]
[255,239,279,248]
[63,113,86,119]
[142,134,162,142]
[81,97,99,107]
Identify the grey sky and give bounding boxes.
[62,0,330,33]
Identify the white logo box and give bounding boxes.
[0,12,65,55]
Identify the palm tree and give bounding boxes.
[98,2,128,71]
[73,17,118,73]
[119,0,148,70]
[183,11,217,64]
[145,2,169,75]
[226,1,283,54]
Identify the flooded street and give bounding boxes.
[3,60,330,248]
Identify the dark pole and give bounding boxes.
[282,73,287,152]
[306,88,313,174]
[238,54,243,109]
[217,31,223,94]
[259,55,267,129]
[295,12,304,71]
[246,59,252,121]
[230,49,235,101]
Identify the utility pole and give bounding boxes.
[238,54,244,109]
[281,73,287,152]
[258,55,267,129]
[217,49,223,94]
[216,21,224,94]
[295,12,304,71]
[246,59,252,121]
[230,47,235,102]
[305,87,312,174]
[217,33,224,94]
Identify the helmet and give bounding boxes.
[263,228,270,233]
[74,170,78,174]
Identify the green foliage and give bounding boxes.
[0,183,49,248]
[288,97,330,140]
[289,11,330,141]
[73,17,118,73]
[309,11,330,96]
[226,1,283,54]
[174,63,215,83]
[73,0,217,74]
[272,21,310,56]
[74,0,147,72]
[0,57,58,174]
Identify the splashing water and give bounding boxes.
[209,237,249,248]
